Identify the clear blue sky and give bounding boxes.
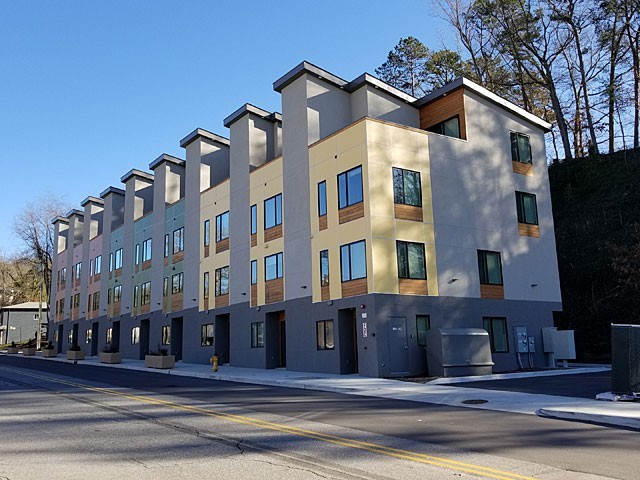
[0,0,449,256]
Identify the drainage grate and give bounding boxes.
[461,399,488,405]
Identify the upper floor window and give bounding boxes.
[163,277,169,297]
[94,255,101,275]
[250,260,258,285]
[515,191,538,225]
[265,252,283,281]
[216,211,230,242]
[264,194,282,229]
[511,132,532,164]
[338,166,363,209]
[203,272,210,300]
[320,250,329,286]
[133,285,139,307]
[318,181,327,216]
[396,241,426,279]
[340,240,366,282]
[142,238,152,262]
[250,204,257,235]
[172,272,184,294]
[164,234,170,258]
[135,244,140,265]
[73,262,82,280]
[109,253,113,272]
[113,284,122,303]
[393,168,422,207]
[141,281,151,305]
[426,115,460,138]
[204,219,211,247]
[114,248,123,270]
[173,227,184,254]
[477,250,503,286]
[215,266,229,296]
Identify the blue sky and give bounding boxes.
[0,1,449,255]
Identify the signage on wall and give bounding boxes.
[361,312,367,318]
[362,322,368,338]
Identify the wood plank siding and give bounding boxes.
[251,234,257,247]
[399,278,428,295]
[319,215,328,231]
[419,87,466,140]
[512,161,533,176]
[250,284,257,307]
[321,285,330,301]
[341,278,367,298]
[480,284,504,299]
[264,224,283,242]
[394,204,423,222]
[265,277,284,304]
[338,202,364,224]
[518,223,540,238]
[215,294,229,308]
[216,237,229,253]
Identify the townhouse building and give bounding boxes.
[50,61,562,377]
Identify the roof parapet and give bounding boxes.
[149,153,185,171]
[179,128,230,148]
[346,73,416,104]
[52,216,69,225]
[100,186,126,198]
[80,196,104,208]
[120,169,154,184]
[65,209,84,218]
[273,61,348,93]
[223,103,281,128]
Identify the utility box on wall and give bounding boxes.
[426,328,494,377]
[611,324,640,395]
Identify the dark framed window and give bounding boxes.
[85,328,92,344]
[173,227,184,254]
[135,244,140,265]
[416,315,430,347]
[141,281,151,305]
[515,191,538,225]
[215,266,229,296]
[477,250,503,285]
[201,323,214,346]
[251,322,264,348]
[92,291,100,311]
[265,252,283,281]
[203,272,210,300]
[483,317,509,353]
[94,255,102,275]
[131,326,140,345]
[107,289,111,305]
[164,234,170,257]
[113,285,122,303]
[68,330,73,345]
[163,277,168,297]
[337,166,363,209]
[393,168,422,206]
[426,115,460,138]
[109,253,113,272]
[511,132,532,164]
[316,320,335,350]
[216,211,229,242]
[250,204,257,235]
[172,272,184,294]
[204,219,210,247]
[318,181,327,216]
[105,327,112,344]
[320,249,329,286]
[114,248,123,269]
[340,240,366,282]
[396,241,426,279]
[142,238,152,262]
[161,325,171,345]
[73,293,80,308]
[250,260,257,285]
[264,194,282,229]
[133,285,139,307]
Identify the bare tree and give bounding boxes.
[622,0,640,148]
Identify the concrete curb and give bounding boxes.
[537,407,640,430]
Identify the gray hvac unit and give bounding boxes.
[426,328,494,377]
[611,324,640,395]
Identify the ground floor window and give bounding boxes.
[251,322,264,348]
[201,323,214,346]
[483,317,508,353]
[68,330,73,345]
[105,328,112,345]
[316,320,335,350]
[131,326,140,345]
[162,325,171,345]
[85,329,92,344]
[416,315,430,346]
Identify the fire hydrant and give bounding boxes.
[210,354,219,372]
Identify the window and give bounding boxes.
[141,281,151,305]
[393,168,422,206]
[164,234,170,258]
[109,253,113,272]
[68,330,73,345]
[105,327,112,345]
[416,315,430,347]
[511,132,532,164]
[338,166,363,209]
[162,325,171,345]
[216,211,229,242]
[73,293,80,308]
[114,248,123,270]
[250,260,257,285]
[477,250,503,285]
[250,204,257,235]
[215,266,229,296]
[201,323,214,346]
[74,262,82,280]
[87,294,92,314]
[94,255,101,275]
[484,317,509,353]
[107,288,111,305]
[264,194,282,229]
[203,272,210,300]
[318,181,327,216]
[85,329,92,344]
[135,244,140,265]
[316,320,335,350]
[265,252,283,281]
[92,291,100,311]
[320,250,329,286]
[89,259,93,278]
[131,326,140,345]
[133,285,139,307]
[172,272,184,294]
[340,240,366,282]
[515,192,538,225]
[173,227,184,254]
[426,115,460,138]
[396,241,426,279]
[204,219,210,247]
[142,238,152,262]
[251,322,264,348]
[113,285,122,303]
[163,277,169,297]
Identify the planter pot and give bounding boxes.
[42,349,57,357]
[6,347,19,354]
[99,351,122,364]
[66,350,85,361]
[144,354,175,369]
[22,347,36,356]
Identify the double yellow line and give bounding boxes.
[1,366,536,480]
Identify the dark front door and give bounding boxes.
[388,316,410,375]
[278,312,286,368]
[171,317,183,361]
[214,314,230,364]
[57,324,64,353]
[339,308,358,374]
[91,322,99,356]
[112,321,121,352]
[72,324,79,349]
[140,319,150,359]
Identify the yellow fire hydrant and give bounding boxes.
[210,354,219,372]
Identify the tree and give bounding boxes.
[424,49,468,90]
[375,36,431,97]
[621,0,640,148]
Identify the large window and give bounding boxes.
[477,250,503,285]
[396,241,426,279]
[515,191,538,225]
[511,132,532,164]
[113,285,122,303]
[215,266,229,296]
[265,252,283,281]
[340,240,366,282]
[426,115,460,138]
[318,181,327,216]
[105,327,112,345]
[114,249,123,269]
[142,238,152,262]
[416,315,430,347]
[204,219,210,247]
[250,260,257,285]
[251,322,264,348]
[172,272,184,294]
[201,324,214,346]
[483,317,509,353]
[141,281,151,305]
[264,194,282,229]
[250,204,257,235]
[316,320,335,350]
[173,227,184,254]
[320,250,329,286]
[74,262,82,280]
[94,255,101,275]
[203,272,210,300]
[92,291,100,311]
[131,326,140,345]
[162,325,171,345]
[393,167,422,206]
[216,211,229,242]
[338,166,363,209]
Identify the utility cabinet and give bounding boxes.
[611,324,640,395]
[426,328,494,377]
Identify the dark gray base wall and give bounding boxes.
[51,295,561,378]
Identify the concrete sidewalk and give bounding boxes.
[4,351,639,430]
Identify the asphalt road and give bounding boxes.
[1,355,638,480]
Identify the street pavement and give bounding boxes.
[2,350,638,431]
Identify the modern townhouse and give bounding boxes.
[50,61,562,377]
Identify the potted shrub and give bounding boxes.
[42,341,57,358]
[7,342,19,354]
[22,339,37,356]
[144,347,175,369]
[99,345,122,364]
[66,344,85,361]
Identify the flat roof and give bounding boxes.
[0,301,48,311]
[179,128,230,148]
[223,103,280,128]
[120,169,154,184]
[347,73,417,104]
[65,209,84,218]
[100,186,126,198]
[80,196,104,207]
[149,153,185,171]
[273,61,348,93]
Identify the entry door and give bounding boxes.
[339,308,358,374]
[140,319,150,359]
[91,322,99,356]
[57,325,64,353]
[171,318,183,361]
[112,321,121,351]
[388,316,410,375]
[278,312,286,368]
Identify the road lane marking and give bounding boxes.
[0,366,536,480]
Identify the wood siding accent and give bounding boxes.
[204,245,210,258]
[172,251,184,264]
[319,215,328,231]
[114,268,122,278]
[251,234,257,247]
[203,298,209,311]
[250,284,257,306]
[341,277,368,298]
[141,303,150,314]
[142,260,151,271]
[264,224,283,242]
[113,303,121,317]
[216,237,229,253]
[419,87,466,140]
[265,277,284,304]
[518,223,540,238]
[338,202,364,225]
[480,284,504,299]
[215,294,229,308]
[399,278,428,295]
[164,258,169,267]
[74,279,81,288]
[94,273,101,282]
[394,204,423,222]
[135,264,139,274]
[171,292,183,311]
[512,161,533,176]
[321,285,330,301]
